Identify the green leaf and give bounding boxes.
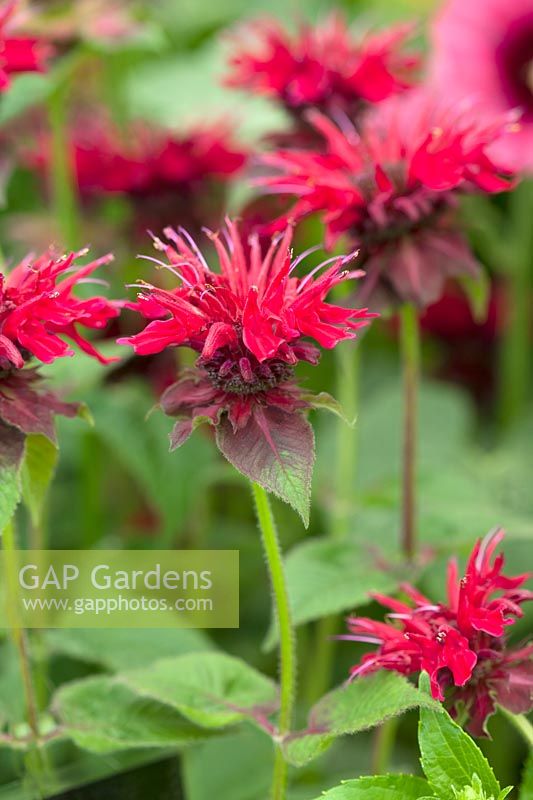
[125,44,289,142]
[0,73,53,125]
[216,408,315,527]
[0,421,24,532]
[458,270,490,324]
[265,536,403,648]
[45,627,215,672]
[309,775,432,800]
[284,672,439,767]
[303,391,355,426]
[0,640,25,727]
[54,676,213,754]
[450,775,513,800]
[418,705,501,800]
[520,752,533,800]
[20,434,58,528]
[88,383,213,538]
[119,652,278,729]
[182,727,274,800]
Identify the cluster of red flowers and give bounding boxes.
[119,221,374,445]
[30,120,247,233]
[256,91,517,307]
[345,529,533,735]
[226,14,418,117]
[0,0,50,91]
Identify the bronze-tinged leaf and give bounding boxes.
[216,406,314,526]
[0,369,79,442]
[0,420,25,472]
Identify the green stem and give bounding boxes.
[498,247,532,428]
[2,521,40,741]
[371,717,399,774]
[399,304,420,562]
[333,342,359,537]
[499,707,533,749]
[47,82,80,250]
[251,483,295,800]
[304,342,360,705]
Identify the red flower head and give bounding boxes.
[0,247,119,448]
[345,529,533,736]
[226,14,418,119]
[0,0,51,91]
[31,119,247,234]
[258,89,518,308]
[0,248,119,370]
[119,220,375,519]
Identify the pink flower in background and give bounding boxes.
[0,0,50,91]
[431,0,533,172]
[345,529,533,736]
[226,14,418,118]
[258,90,518,307]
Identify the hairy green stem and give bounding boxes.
[2,521,39,741]
[400,304,420,562]
[499,707,533,749]
[251,483,295,800]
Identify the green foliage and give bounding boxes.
[266,536,403,647]
[53,652,277,755]
[45,628,215,672]
[120,652,278,729]
[55,676,214,753]
[0,422,24,532]
[520,753,533,800]
[418,682,501,800]
[125,44,289,141]
[88,383,214,540]
[182,727,274,800]
[310,775,432,799]
[20,434,58,528]
[283,672,439,767]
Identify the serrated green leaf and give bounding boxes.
[283,672,439,767]
[520,752,533,800]
[419,705,501,800]
[21,434,58,528]
[216,408,314,527]
[309,775,432,800]
[54,676,214,754]
[265,536,403,648]
[119,652,278,730]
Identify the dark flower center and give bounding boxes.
[495,13,533,118]
[201,349,294,395]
